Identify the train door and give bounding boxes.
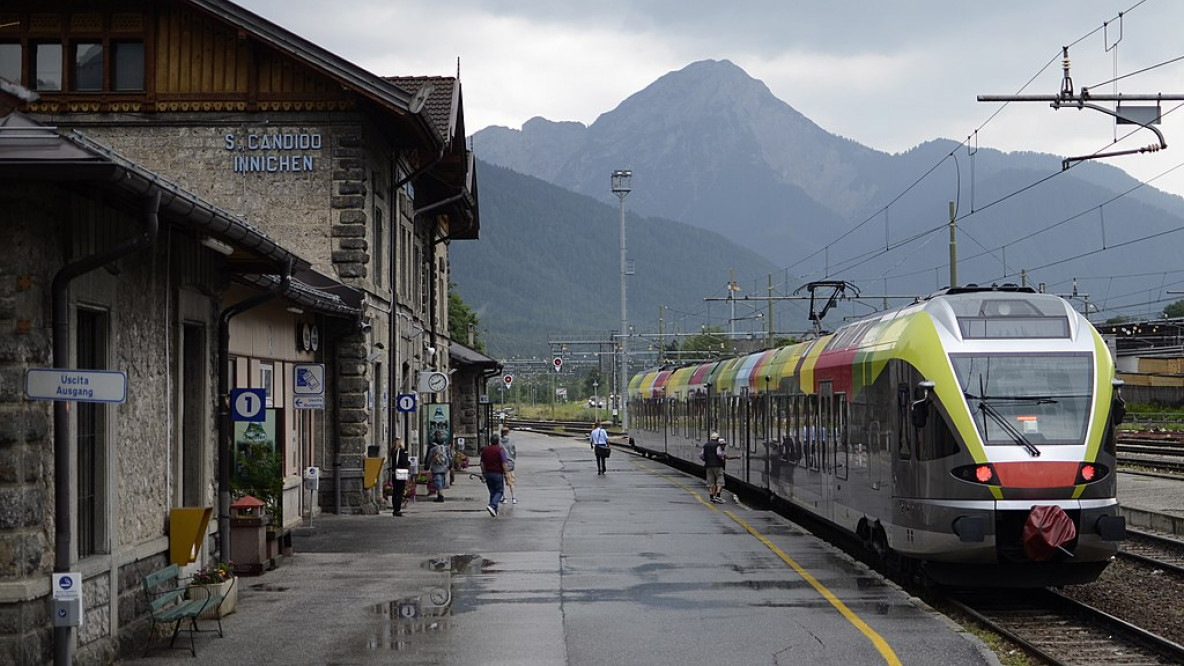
[818,381,835,523]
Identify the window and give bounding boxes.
[952,353,1093,446]
[0,43,20,82]
[77,309,108,557]
[112,41,144,91]
[373,207,384,289]
[72,42,103,91]
[10,39,144,92]
[33,43,62,91]
[260,364,274,408]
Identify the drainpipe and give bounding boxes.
[217,258,292,564]
[52,191,159,666]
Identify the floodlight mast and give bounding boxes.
[978,46,1184,168]
[612,170,632,430]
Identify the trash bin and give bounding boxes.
[229,495,268,575]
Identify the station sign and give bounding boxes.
[26,368,127,403]
[396,393,417,413]
[292,395,325,410]
[230,388,267,421]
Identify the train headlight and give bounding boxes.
[952,463,998,485]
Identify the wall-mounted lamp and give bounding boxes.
[200,236,234,256]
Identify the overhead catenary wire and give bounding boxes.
[777,2,1163,303]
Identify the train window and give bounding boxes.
[952,353,1092,446]
[958,316,1069,339]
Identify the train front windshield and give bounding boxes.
[951,353,1093,446]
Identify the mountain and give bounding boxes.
[449,161,785,357]
[472,59,1184,316]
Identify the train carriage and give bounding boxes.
[628,285,1128,586]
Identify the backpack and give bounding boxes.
[430,446,448,467]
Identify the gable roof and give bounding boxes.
[186,0,443,148]
[386,77,463,150]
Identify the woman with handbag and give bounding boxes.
[389,438,411,517]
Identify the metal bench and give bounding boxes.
[141,563,226,657]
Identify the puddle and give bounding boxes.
[364,554,491,651]
[248,584,290,592]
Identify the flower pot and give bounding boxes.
[187,576,237,619]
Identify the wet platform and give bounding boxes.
[126,431,1001,665]
[1118,471,1184,534]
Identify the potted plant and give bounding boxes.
[187,562,238,619]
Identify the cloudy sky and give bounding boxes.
[237,0,1184,199]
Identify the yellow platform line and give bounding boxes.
[634,459,902,666]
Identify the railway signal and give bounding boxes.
[553,357,563,372]
[503,374,513,388]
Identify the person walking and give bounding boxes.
[481,434,508,517]
[500,427,518,505]
[702,432,729,504]
[389,438,411,517]
[590,421,610,475]
[428,430,452,503]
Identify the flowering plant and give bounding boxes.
[191,562,234,585]
[453,452,469,470]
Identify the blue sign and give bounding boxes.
[396,393,417,413]
[293,364,324,395]
[231,388,267,422]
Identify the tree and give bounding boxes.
[448,285,484,352]
[1105,315,1131,325]
[1165,300,1184,319]
[679,326,734,359]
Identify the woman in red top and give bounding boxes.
[480,435,507,517]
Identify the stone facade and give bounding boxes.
[0,182,225,665]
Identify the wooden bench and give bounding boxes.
[141,563,227,657]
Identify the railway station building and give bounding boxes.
[0,0,480,662]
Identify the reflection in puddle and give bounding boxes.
[422,553,490,574]
[366,554,490,651]
[366,594,453,651]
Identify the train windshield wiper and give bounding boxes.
[965,392,1042,457]
[978,394,1059,405]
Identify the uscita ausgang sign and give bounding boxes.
[25,368,128,403]
[224,132,322,173]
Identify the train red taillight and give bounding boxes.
[1075,462,1109,484]
[952,463,998,485]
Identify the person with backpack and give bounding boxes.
[428,429,452,503]
[480,434,508,517]
[590,421,610,475]
[702,432,730,504]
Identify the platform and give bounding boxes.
[126,431,1000,665]
[1118,471,1184,534]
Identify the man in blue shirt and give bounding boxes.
[590,422,610,475]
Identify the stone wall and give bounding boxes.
[0,182,226,664]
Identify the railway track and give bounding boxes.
[1119,527,1184,578]
[946,588,1184,665]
